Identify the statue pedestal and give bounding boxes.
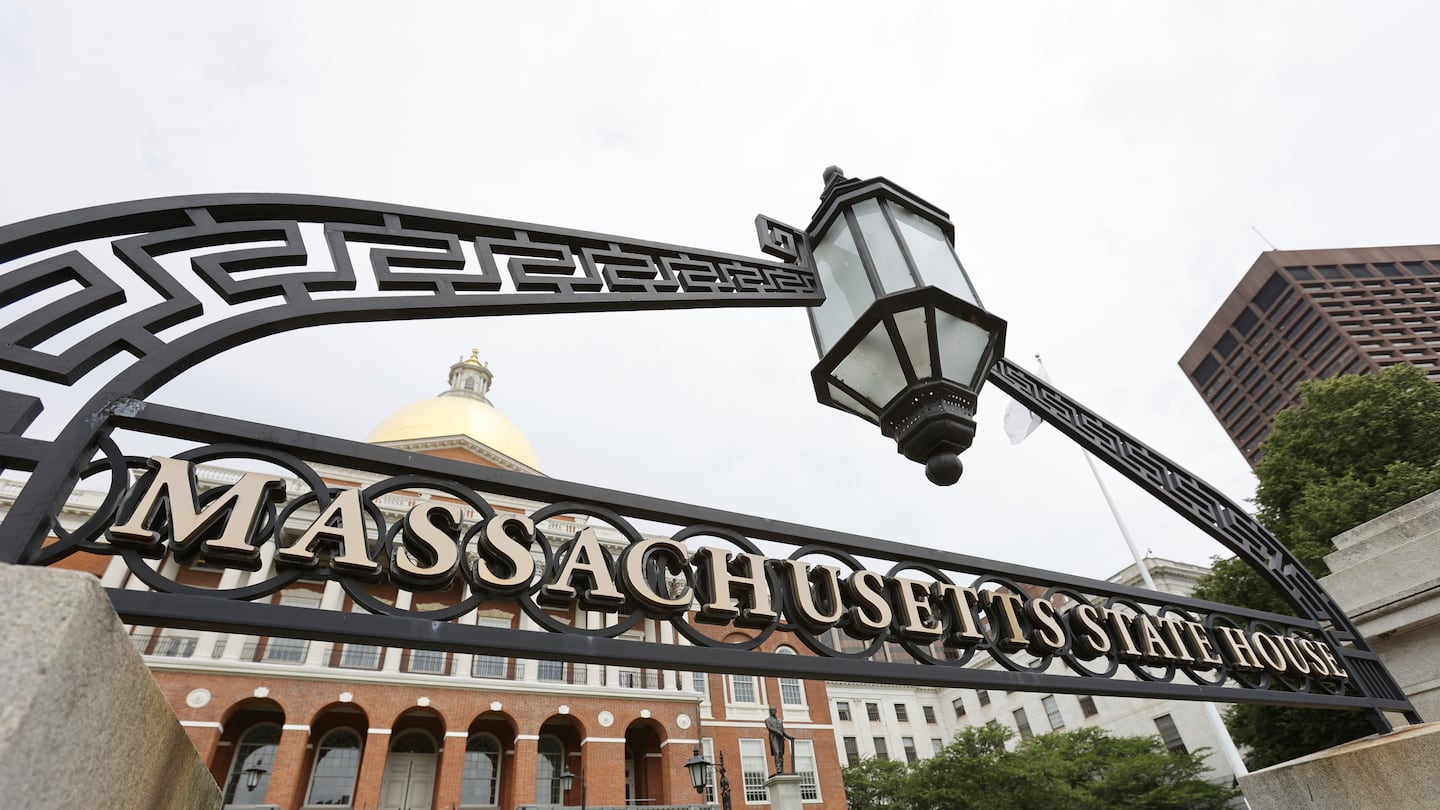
[1238,722,1440,809]
[765,772,804,810]
[0,563,220,808]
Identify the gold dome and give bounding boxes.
[365,351,541,471]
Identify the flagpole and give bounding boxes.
[1028,355,1250,788]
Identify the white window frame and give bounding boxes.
[794,739,821,802]
[730,674,759,705]
[775,646,805,707]
[472,617,510,679]
[1042,695,1064,731]
[305,727,363,807]
[460,733,502,808]
[739,738,769,804]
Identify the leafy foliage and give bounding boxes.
[1191,365,1440,767]
[840,721,1236,810]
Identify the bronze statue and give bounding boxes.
[765,706,795,773]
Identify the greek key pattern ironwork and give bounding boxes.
[0,195,820,387]
[986,357,1412,713]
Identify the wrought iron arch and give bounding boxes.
[0,194,1419,732]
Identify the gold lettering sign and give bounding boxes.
[107,455,1351,687]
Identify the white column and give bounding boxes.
[100,556,129,588]
[583,610,603,686]
[382,589,413,672]
[659,621,678,691]
[519,611,540,681]
[213,568,248,661]
[304,580,345,667]
[452,591,476,678]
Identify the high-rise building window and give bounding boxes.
[894,704,909,722]
[866,703,881,722]
[1154,714,1187,755]
[843,736,860,766]
[836,701,851,721]
[1078,695,1099,717]
[952,697,967,718]
[1042,695,1064,731]
[922,705,937,724]
[902,736,917,763]
[977,690,991,707]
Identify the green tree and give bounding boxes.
[840,755,911,810]
[840,722,1236,810]
[1192,365,1440,767]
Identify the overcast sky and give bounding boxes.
[4,2,1438,584]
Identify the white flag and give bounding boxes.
[1002,359,1050,444]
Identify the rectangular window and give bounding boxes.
[923,705,937,724]
[872,737,888,760]
[408,649,446,674]
[1078,695,1098,717]
[340,644,380,669]
[952,697,967,718]
[1042,695,1064,731]
[836,701,851,721]
[931,738,944,754]
[866,703,881,722]
[902,736,917,763]
[894,704,909,722]
[1013,708,1033,740]
[537,660,565,681]
[739,739,769,803]
[977,690,991,707]
[843,736,860,766]
[732,674,757,704]
[701,738,716,804]
[780,677,804,706]
[693,671,708,694]
[152,633,197,658]
[262,636,307,663]
[1155,714,1187,755]
[795,739,821,802]
[473,617,509,678]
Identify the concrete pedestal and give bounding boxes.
[765,772,804,810]
[0,563,220,809]
[1238,722,1440,810]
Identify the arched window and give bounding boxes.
[223,723,280,806]
[390,729,437,754]
[306,728,363,807]
[535,735,564,805]
[461,734,502,807]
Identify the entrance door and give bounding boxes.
[378,752,437,810]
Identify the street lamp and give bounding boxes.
[243,765,267,791]
[685,745,712,794]
[804,166,1007,485]
[560,766,586,810]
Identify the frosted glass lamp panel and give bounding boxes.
[852,199,916,295]
[892,207,979,306]
[832,321,908,411]
[891,307,933,379]
[810,219,876,354]
[934,311,991,388]
[826,383,879,424]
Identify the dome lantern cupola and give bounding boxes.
[446,348,494,403]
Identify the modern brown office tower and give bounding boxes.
[1180,246,1440,466]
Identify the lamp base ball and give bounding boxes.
[925,452,963,485]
